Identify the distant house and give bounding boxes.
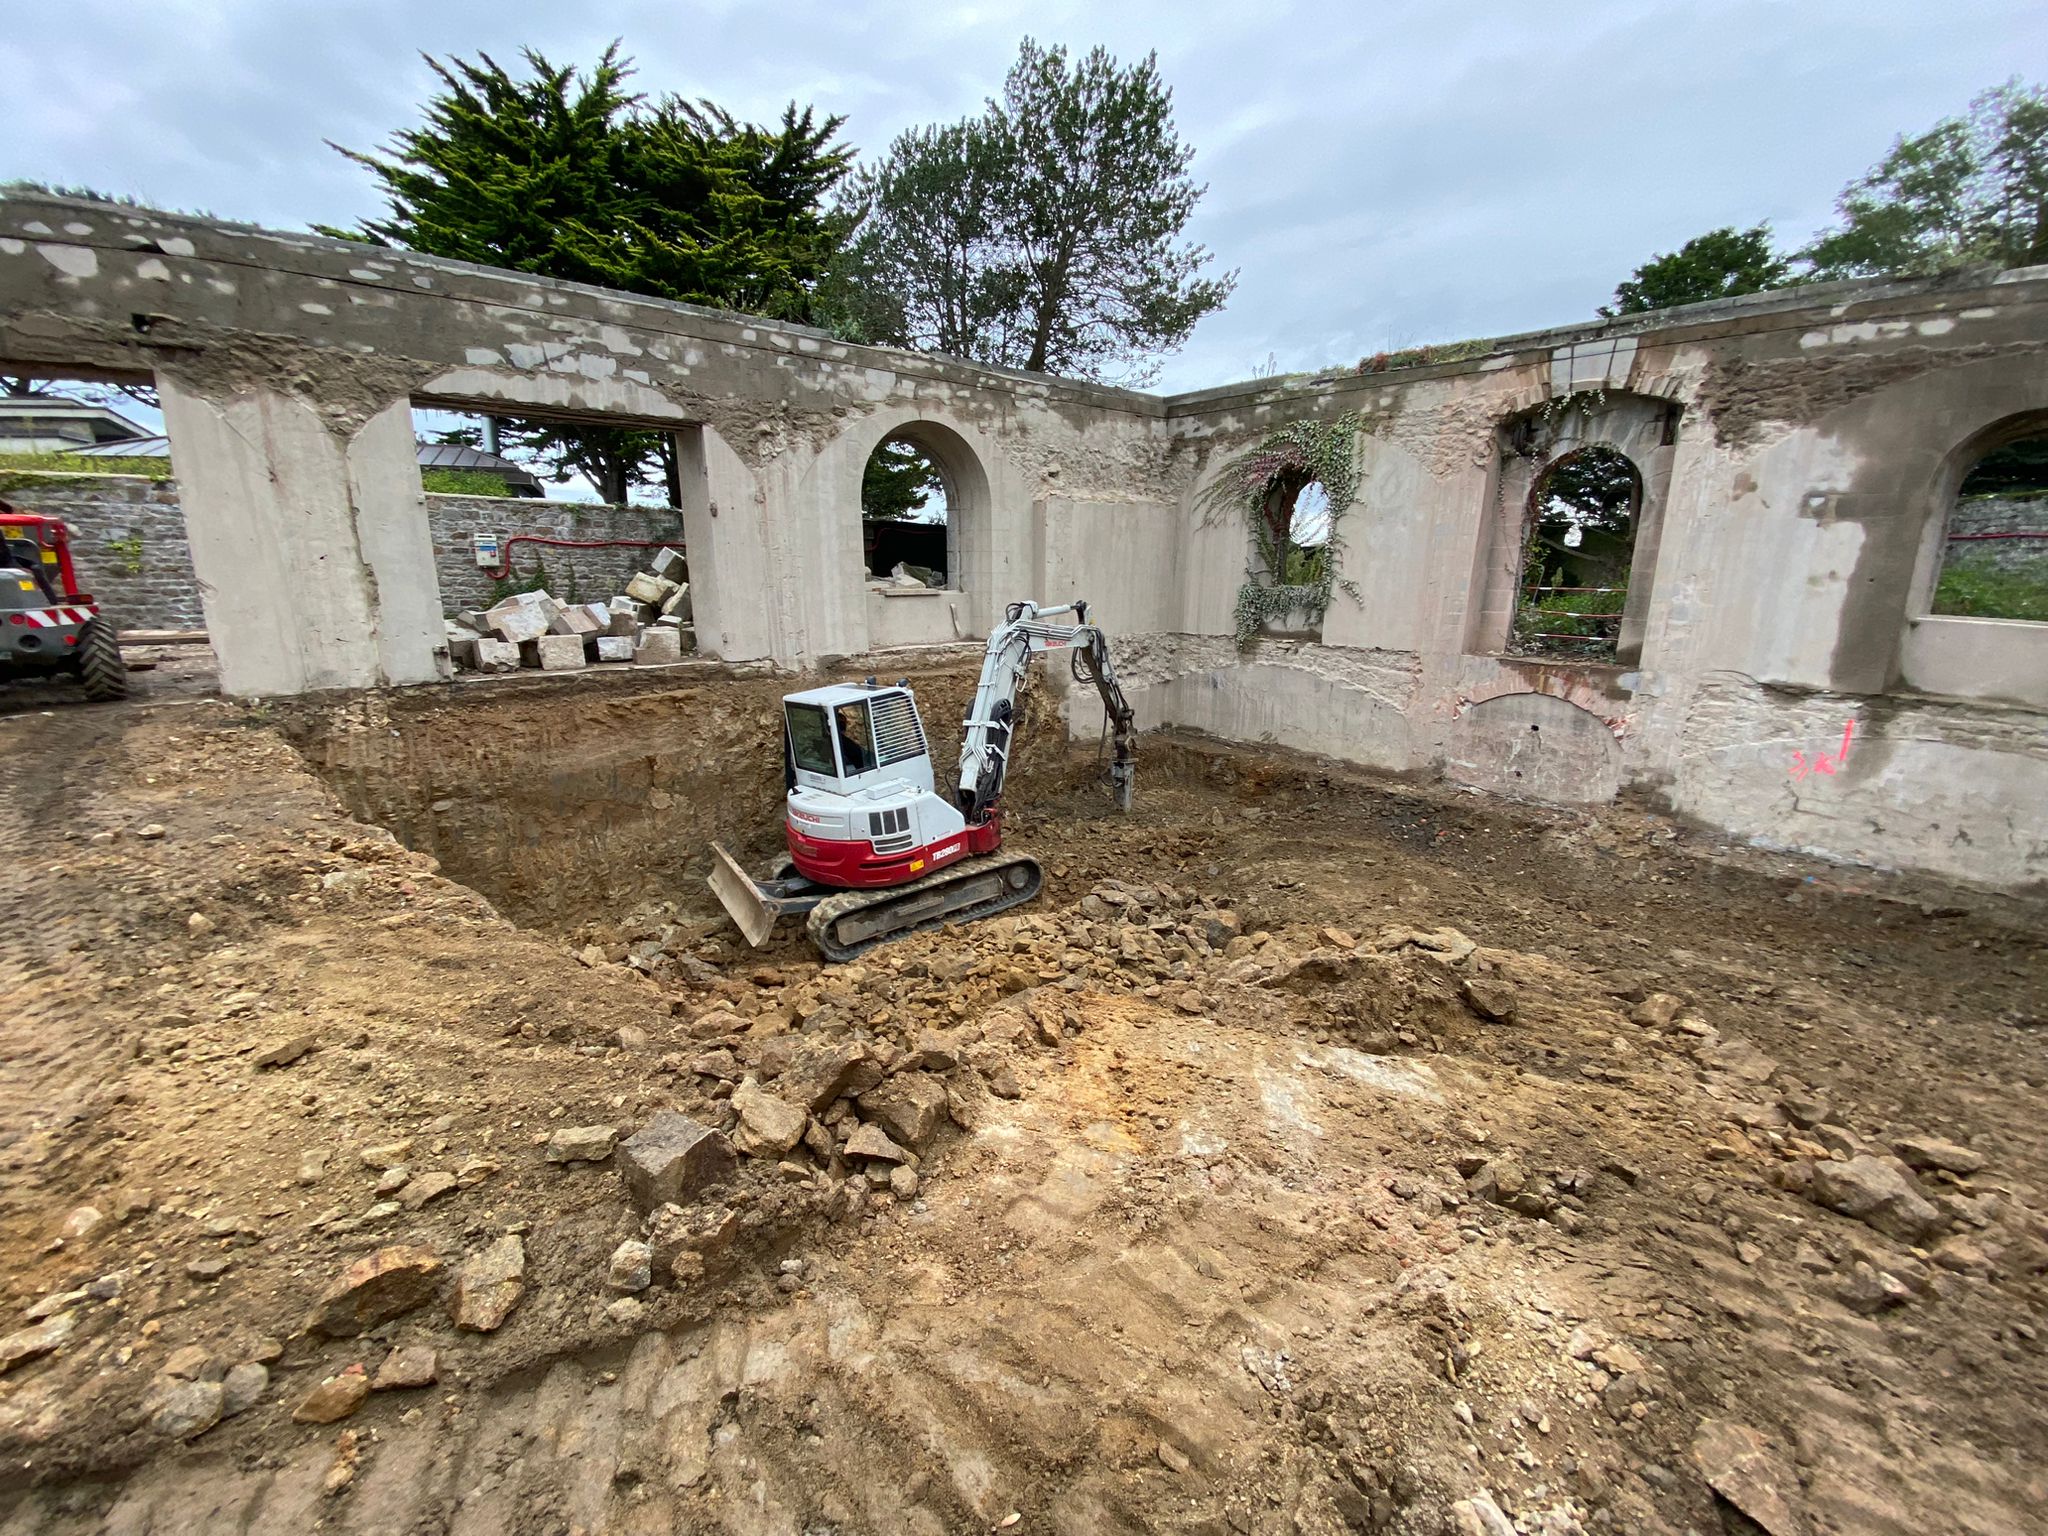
[0,397,152,453]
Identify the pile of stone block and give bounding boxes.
[446,546,693,675]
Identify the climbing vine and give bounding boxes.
[1198,414,1363,645]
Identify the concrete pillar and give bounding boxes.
[158,381,446,695]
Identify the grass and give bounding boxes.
[1511,583,1626,661]
[1932,555,2048,621]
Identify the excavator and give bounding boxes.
[709,599,1136,961]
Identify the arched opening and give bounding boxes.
[860,433,952,588]
[1931,416,2048,623]
[1510,444,1644,662]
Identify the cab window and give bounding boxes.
[785,704,836,775]
[835,701,876,775]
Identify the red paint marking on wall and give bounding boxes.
[1789,719,1855,781]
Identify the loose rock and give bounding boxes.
[0,1312,75,1372]
[293,1366,371,1425]
[307,1245,444,1337]
[1690,1418,1807,1536]
[544,1125,619,1164]
[1807,1156,1946,1244]
[372,1345,438,1390]
[607,1239,654,1294]
[730,1079,808,1157]
[618,1113,735,1211]
[857,1073,949,1149]
[450,1234,525,1331]
[150,1379,225,1439]
[221,1361,269,1418]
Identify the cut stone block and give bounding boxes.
[474,638,520,673]
[618,1113,736,1211]
[660,583,692,621]
[604,597,642,637]
[454,610,489,634]
[593,636,635,663]
[447,635,481,670]
[650,546,687,582]
[624,572,677,606]
[485,595,559,645]
[549,603,602,637]
[521,635,587,671]
[634,628,684,666]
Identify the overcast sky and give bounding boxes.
[7,0,2042,393]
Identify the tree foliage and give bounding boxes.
[1804,81,2048,278]
[861,438,946,521]
[1604,225,1792,315]
[824,39,1233,384]
[328,46,854,501]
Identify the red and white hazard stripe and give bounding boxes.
[18,606,94,627]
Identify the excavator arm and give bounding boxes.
[957,599,1136,821]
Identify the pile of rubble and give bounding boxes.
[445,546,693,675]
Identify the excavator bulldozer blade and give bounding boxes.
[708,842,780,948]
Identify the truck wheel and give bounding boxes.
[76,618,128,702]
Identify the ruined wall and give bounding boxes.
[1,190,2042,887]
[0,475,687,625]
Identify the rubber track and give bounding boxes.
[805,851,1042,962]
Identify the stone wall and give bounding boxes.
[0,473,201,629]
[1948,495,2048,573]
[423,495,685,613]
[0,474,686,626]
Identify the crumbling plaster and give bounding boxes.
[3,191,2045,886]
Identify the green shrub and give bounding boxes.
[421,468,516,497]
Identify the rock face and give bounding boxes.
[450,1234,526,1331]
[307,1246,444,1337]
[618,1113,735,1211]
[1807,1156,1946,1243]
[544,1125,619,1164]
[857,1074,948,1149]
[293,1366,371,1425]
[731,1079,808,1157]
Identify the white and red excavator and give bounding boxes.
[709,598,1136,961]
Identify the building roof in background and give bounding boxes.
[66,434,546,495]
[0,397,152,446]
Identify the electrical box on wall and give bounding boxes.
[471,531,501,568]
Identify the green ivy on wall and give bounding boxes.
[1199,415,1363,645]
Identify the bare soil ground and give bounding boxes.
[0,676,2042,1536]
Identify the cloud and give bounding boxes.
[8,0,2042,392]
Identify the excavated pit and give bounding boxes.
[278,656,1103,936]
[0,671,2043,1534]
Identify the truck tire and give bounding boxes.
[76,618,128,702]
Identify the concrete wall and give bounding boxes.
[0,475,684,625]
[1,191,2043,887]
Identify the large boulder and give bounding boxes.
[307,1246,443,1337]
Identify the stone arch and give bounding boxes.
[1908,405,2048,619]
[1443,691,1623,804]
[1473,390,1682,667]
[848,415,993,597]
